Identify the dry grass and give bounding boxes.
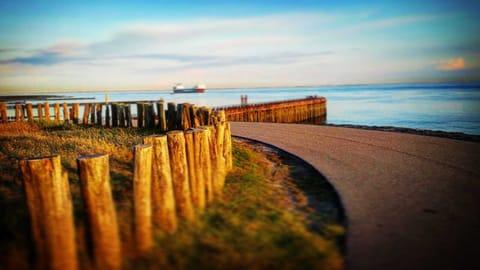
[0,122,344,269]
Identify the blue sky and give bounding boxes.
[0,0,479,93]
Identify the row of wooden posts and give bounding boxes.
[0,100,216,131]
[216,96,327,123]
[19,110,233,270]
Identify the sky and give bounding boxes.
[0,0,479,93]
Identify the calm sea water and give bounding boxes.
[13,83,480,135]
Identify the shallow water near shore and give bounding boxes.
[6,82,480,135]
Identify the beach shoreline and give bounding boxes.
[322,123,480,142]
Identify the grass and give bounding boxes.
[0,122,344,270]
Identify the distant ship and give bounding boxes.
[173,83,206,93]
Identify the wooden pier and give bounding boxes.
[215,96,326,123]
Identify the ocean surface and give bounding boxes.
[8,83,480,135]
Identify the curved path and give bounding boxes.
[231,122,480,270]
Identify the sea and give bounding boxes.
[7,82,480,135]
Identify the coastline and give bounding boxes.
[322,123,480,142]
[230,121,480,270]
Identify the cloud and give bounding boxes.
[340,15,438,34]
[437,57,466,71]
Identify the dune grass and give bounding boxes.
[0,122,344,269]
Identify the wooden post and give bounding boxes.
[191,129,207,209]
[156,100,167,133]
[96,103,102,125]
[44,102,50,121]
[54,103,60,121]
[199,126,215,202]
[73,103,79,124]
[0,102,7,123]
[184,130,204,209]
[90,103,96,124]
[37,103,43,121]
[26,103,33,122]
[214,120,226,194]
[145,103,155,129]
[224,122,233,171]
[143,135,177,233]
[190,105,199,128]
[133,144,153,254]
[118,104,125,128]
[167,102,176,131]
[111,104,118,127]
[15,103,21,122]
[63,103,69,122]
[20,155,78,270]
[137,103,144,128]
[82,103,90,125]
[125,104,133,127]
[77,154,121,270]
[176,104,185,130]
[182,103,191,130]
[167,130,194,221]
[105,104,111,128]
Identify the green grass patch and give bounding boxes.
[0,122,344,270]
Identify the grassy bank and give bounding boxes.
[0,122,344,269]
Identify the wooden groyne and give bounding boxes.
[18,105,232,269]
[215,96,326,123]
[0,100,214,130]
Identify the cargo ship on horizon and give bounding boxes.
[173,83,206,93]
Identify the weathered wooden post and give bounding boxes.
[73,103,79,124]
[167,102,176,131]
[214,116,226,194]
[63,103,69,122]
[77,154,121,270]
[190,105,200,128]
[199,126,216,202]
[176,104,185,130]
[137,103,144,128]
[143,135,177,233]
[54,103,60,121]
[111,104,118,127]
[82,103,90,125]
[20,155,78,270]
[184,130,204,209]
[26,103,33,122]
[156,100,167,133]
[118,104,125,128]
[192,128,208,209]
[90,103,96,124]
[44,102,50,121]
[145,103,155,129]
[125,104,133,127]
[15,103,22,122]
[224,122,233,171]
[105,104,111,128]
[133,144,153,254]
[182,103,191,130]
[96,103,102,126]
[167,130,194,221]
[0,102,6,122]
[37,103,43,121]
[0,102,7,123]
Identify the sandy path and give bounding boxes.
[230,122,480,270]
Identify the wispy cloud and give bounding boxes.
[340,15,438,33]
[1,13,335,68]
[437,57,466,71]
[0,52,74,65]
